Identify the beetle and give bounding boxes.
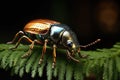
[7,19,100,68]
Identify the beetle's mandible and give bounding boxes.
[7,19,101,68]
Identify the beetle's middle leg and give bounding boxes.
[39,39,48,64]
[21,39,42,58]
[52,44,57,69]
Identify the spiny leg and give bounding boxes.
[21,39,42,58]
[10,35,33,50]
[7,31,24,44]
[66,50,79,62]
[52,44,57,69]
[39,39,48,64]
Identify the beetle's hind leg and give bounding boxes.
[9,35,33,50]
[22,39,42,58]
[7,31,24,44]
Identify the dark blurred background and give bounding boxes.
[0,0,120,79]
[1,0,120,48]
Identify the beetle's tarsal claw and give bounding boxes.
[52,62,56,69]
[21,55,26,58]
[81,54,88,58]
[21,51,31,58]
[78,52,88,58]
[9,47,16,50]
[39,59,43,64]
[6,41,13,44]
[76,59,80,63]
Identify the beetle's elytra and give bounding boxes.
[7,19,100,68]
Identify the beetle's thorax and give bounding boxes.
[49,25,65,43]
[49,24,80,50]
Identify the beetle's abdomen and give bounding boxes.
[50,26,65,43]
[24,19,60,35]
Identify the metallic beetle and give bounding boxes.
[7,19,100,68]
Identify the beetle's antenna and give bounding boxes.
[80,39,101,48]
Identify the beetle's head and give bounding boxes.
[67,40,79,54]
[61,30,79,55]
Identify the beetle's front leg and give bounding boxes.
[52,44,57,69]
[39,39,48,64]
[21,39,42,58]
[66,50,80,62]
[7,31,24,44]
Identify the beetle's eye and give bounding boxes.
[67,41,73,47]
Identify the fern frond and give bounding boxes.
[85,60,94,77]
[13,51,24,66]
[65,63,73,80]
[74,63,84,80]
[0,42,120,80]
[38,56,46,77]
[47,56,53,80]
[14,66,20,75]
[115,56,120,72]
[112,58,118,80]
[31,53,40,78]
[103,58,109,80]
[19,67,24,77]
[25,51,38,73]
[58,59,66,80]
[53,60,58,77]
[108,58,113,80]
[1,50,12,69]
[99,58,105,67]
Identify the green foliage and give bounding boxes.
[0,43,120,80]
[47,56,53,80]
[65,63,73,80]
